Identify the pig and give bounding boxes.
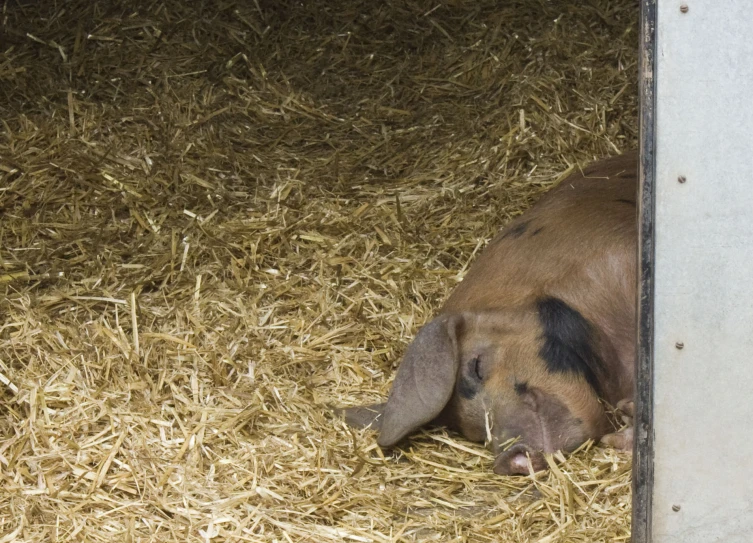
[338,151,637,475]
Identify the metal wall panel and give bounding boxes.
[650,1,753,541]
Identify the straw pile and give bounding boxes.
[0,0,637,541]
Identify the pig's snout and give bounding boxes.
[493,443,548,476]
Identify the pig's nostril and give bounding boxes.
[493,444,548,476]
[508,453,531,474]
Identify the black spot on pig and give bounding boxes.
[503,221,529,239]
[536,297,604,396]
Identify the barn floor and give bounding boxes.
[0,1,637,541]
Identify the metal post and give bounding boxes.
[635,1,753,541]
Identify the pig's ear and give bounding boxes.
[377,315,461,447]
[335,403,385,431]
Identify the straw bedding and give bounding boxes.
[1,0,637,541]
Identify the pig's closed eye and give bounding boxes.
[472,356,484,381]
[458,357,484,400]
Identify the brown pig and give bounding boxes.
[338,152,637,475]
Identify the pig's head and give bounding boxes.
[340,297,613,475]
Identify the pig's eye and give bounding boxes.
[472,356,484,381]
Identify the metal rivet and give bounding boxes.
[680,4,689,13]
[678,175,687,183]
[672,504,682,512]
[675,342,684,349]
